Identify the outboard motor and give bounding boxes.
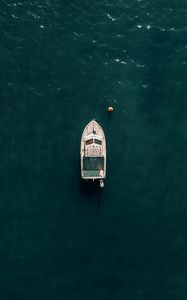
[100,180,104,188]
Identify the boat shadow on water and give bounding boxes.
[79,179,103,206]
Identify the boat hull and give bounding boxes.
[80,120,106,183]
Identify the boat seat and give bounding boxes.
[82,170,101,178]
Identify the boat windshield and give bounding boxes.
[85,139,93,145]
[94,139,102,145]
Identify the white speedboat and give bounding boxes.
[80,120,106,188]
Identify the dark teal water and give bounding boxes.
[1,1,187,299]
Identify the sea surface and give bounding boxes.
[0,0,187,299]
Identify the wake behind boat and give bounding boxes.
[80,120,106,188]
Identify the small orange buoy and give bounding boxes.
[108,106,114,112]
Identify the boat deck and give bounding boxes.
[83,156,104,171]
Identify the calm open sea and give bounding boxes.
[0,0,187,299]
